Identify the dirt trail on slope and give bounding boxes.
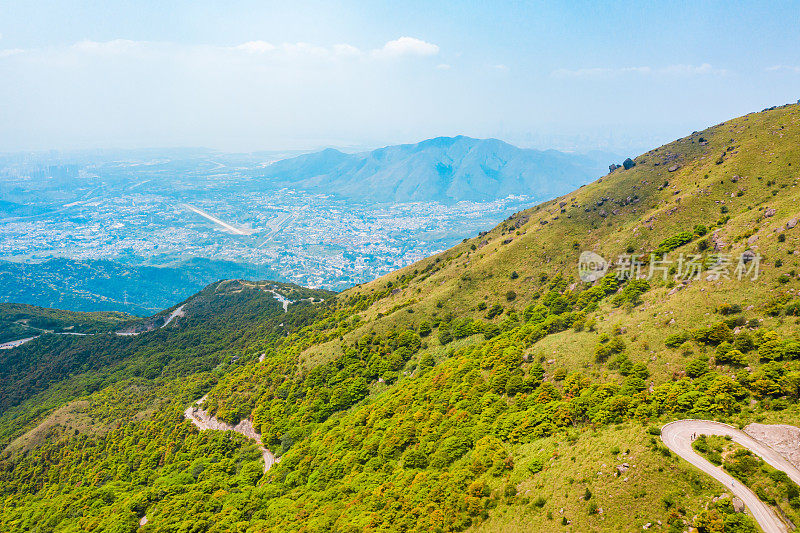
[184,396,279,472]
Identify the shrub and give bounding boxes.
[486,303,504,319]
[692,434,709,453]
[527,457,545,474]
[417,352,435,372]
[680,341,695,357]
[505,375,524,396]
[717,348,747,366]
[758,339,783,361]
[532,495,547,508]
[504,483,517,499]
[418,321,432,337]
[686,358,709,378]
[612,279,650,306]
[595,336,625,363]
[665,332,690,348]
[707,322,734,345]
[716,303,742,315]
[656,231,694,255]
[774,341,800,362]
[506,290,517,301]
[733,333,755,353]
[483,323,500,340]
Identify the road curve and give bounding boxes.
[662,420,800,533]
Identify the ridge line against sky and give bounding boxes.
[0,1,798,154]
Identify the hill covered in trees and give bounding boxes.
[1,103,800,532]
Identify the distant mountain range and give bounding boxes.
[259,136,613,203]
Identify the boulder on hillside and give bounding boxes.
[668,164,680,172]
[622,158,636,170]
[765,208,776,217]
[609,163,621,172]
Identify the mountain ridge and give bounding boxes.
[260,135,611,203]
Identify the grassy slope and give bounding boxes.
[287,102,800,531]
[308,102,800,374]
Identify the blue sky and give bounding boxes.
[1,1,798,153]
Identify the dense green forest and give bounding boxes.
[2,104,800,531]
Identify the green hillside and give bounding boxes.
[1,103,800,532]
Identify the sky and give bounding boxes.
[0,0,798,154]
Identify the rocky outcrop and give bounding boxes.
[744,423,800,470]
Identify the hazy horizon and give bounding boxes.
[2,1,799,155]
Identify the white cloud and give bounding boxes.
[0,48,24,58]
[436,63,451,70]
[659,63,726,75]
[71,39,147,54]
[233,40,276,54]
[333,43,362,57]
[552,63,726,79]
[372,37,439,58]
[491,64,509,71]
[766,64,800,73]
[0,37,440,65]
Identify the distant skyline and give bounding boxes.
[1,1,798,154]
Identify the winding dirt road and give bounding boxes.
[662,420,800,533]
[185,397,279,472]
